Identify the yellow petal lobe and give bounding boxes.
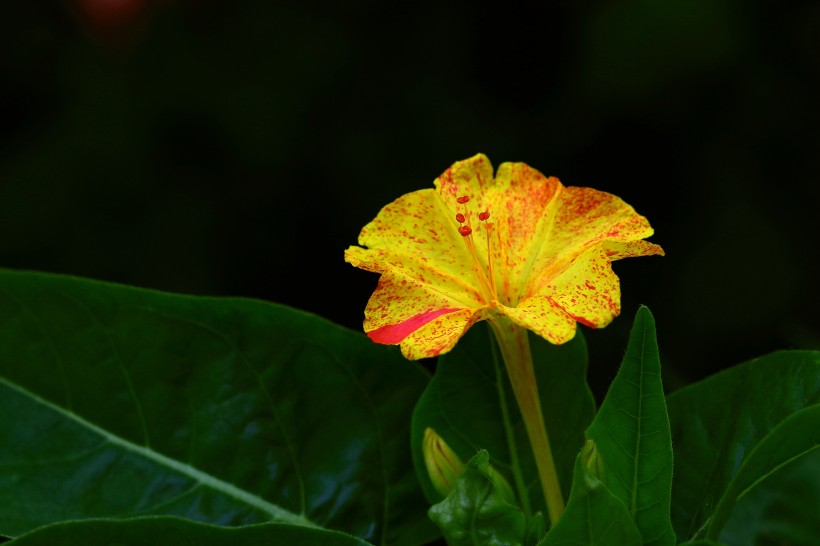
[344,184,489,354]
[399,307,485,360]
[345,188,479,303]
[602,239,665,260]
[542,246,622,329]
[434,153,496,207]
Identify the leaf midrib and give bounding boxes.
[0,375,319,529]
[630,320,647,519]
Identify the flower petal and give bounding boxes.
[367,307,462,345]
[602,239,665,261]
[344,187,483,308]
[544,246,622,329]
[498,298,578,345]
[346,153,664,357]
[499,246,624,344]
[357,268,483,355]
[399,307,485,360]
[523,186,660,299]
[434,153,496,206]
[486,162,564,305]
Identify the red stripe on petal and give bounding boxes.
[367,308,461,345]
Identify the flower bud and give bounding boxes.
[581,438,606,483]
[423,427,465,497]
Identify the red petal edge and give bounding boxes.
[367,308,461,345]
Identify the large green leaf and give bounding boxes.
[585,306,675,546]
[9,516,370,545]
[538,449,642,546]
[428,450,527,546]
[665,350,820,542]
[0,269,434,545]
[720,448,820,546]
[410,322,595,518]
[705,406,820,541]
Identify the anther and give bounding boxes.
[457,196,470,204]
[479,210,490,221]
[455,213,465,223]
[458,225,472,236]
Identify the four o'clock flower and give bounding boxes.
[345,154,663,524]
[345,153,664,525]
[344,153,663,360]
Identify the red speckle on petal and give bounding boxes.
[424,343,446,357]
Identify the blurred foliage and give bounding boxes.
[1,0,818,400]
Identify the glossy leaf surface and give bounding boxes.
[0,270,432,544]
[666,350,820,542]
[585,306,675,546]
[411,323,595,517]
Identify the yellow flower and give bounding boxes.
[345,153,663,360]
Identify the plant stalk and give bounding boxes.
[489,316,565,525]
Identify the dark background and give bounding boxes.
[1,0,818,399]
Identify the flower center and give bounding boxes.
[454,195,499,306]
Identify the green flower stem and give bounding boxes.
[489,316,565,525]
[489,326,533,517]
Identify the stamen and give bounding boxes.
[453,196,497,305]
[485,221,494,301]
[463,231,493,304]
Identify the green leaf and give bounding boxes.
[665,350,820,542]
[584,306,675,546]
[538,449,642,546]
[676,542,726,546]
[411,323,595,517]
[9,516,371,545]
[0,269,434,545]
[720,448,820,546]
[524,513,546,546]
[428,450,527,546]
[705,406,820,540]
